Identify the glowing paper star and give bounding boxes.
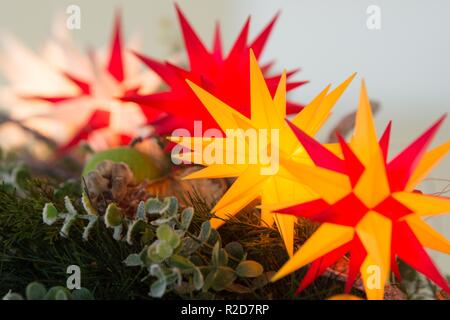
[0,13,161,152]
[124,5,307,136]
[170,50,354,256]
[271,81,450,299]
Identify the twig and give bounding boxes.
[21,155,79,180]
[0,113,58,148]
[326,100,380,143]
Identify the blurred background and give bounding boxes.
[0,0,449,271]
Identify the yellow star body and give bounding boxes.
[271,81,450,299]
[170,50,354,256]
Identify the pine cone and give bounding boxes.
[84,160,149,217]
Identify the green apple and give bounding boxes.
[82,147,162,182]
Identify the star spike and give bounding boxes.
[392,191,450,217]
[291,73,356,136]
[185,79,243,131]
[286,121,346,174]
[174,3,212,71]
[356,211,392,300]
[227,17,251,63]
[250,11,280,58]
[107,9,125,82]
[387,115,447,191]
[393,221,450,292]
[379,121,392,162]
[212,22,223,60]
[273,70,287,118]
[406,139,450,191]
[352,80,390,208]
[351,80,381,163]
[405,215,450,254]
[271,223,355,282]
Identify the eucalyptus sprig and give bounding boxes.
[42,194,265,299]
[2,282,94,300]
[121,197,265,298]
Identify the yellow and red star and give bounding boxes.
[271,81,450,299]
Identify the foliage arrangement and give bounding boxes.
[42,167,267,298]
[0,160,353,300]
[121,198,266,298]
[3,282,93,300]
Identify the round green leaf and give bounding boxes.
[25,282,47,300]
[156,224,172,241]
[180,207,194,230]
[145,198,164,214]
[155,240,173,260]
[126,220,147,245]
[169,254,196,269]
[218,249,228,266]
[212,241,220,266]
[81,193,97,216]
[168,232,181,249]
[211,267,237,291]
[105,203,123,228]
[42,203,58,225]
[163,197,179,216]
[180,238,201,256]
[140,246,152,266]
[54,289,70,300]
[251,271,276,290]
[71,288,94,300]
[207,229,221,246]
[136,201,146,220]
[193,267,204,291]
[147,244,165,263]
[123,253,143,267]
[198,221,211,242]
[44,286,69,300]
[141,228,155,245]
[2,291,23,300]
[236,260,264,278]
[150,279,167,298]
[225,242,245,261]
